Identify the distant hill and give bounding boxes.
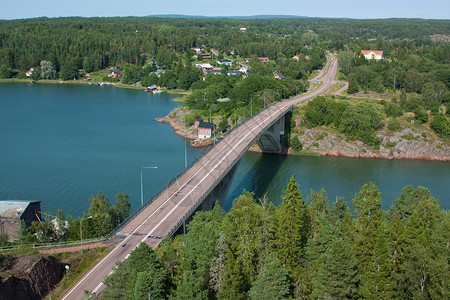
[147,14,311,20]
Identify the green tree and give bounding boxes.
[414,105,429,124]
[249,253,291,300]
[352,182,384,297]
[430,113,450,138]
[60,58,79,80]
[311,237,360,299]
[290,136,303,151]
[40,60,56,79]
[275,176,310,275]
[347,73,360,94]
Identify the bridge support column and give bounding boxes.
[200,161,239,211]
[256,113,287,153]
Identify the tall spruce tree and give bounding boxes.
[311,237,360,299]
[352,182,384,297]
[249,253,291,300]
[275,176,311,275]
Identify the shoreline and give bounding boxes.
[158,115,450,162]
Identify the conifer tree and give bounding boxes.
[311,237,360,299]
[275,176,311,275]
[249,253,291,300]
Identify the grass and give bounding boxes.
[291,150,323,157]
[45,246,113,299]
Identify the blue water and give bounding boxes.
[1,83,449,218]
[0,83,203,217]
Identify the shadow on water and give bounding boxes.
[225,152,287,210]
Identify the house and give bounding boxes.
[226,71,241,76]
[244,58,251,63]
[292,54,300,61]
[108,71,122,78]
[274,73,286,80]
[208,69,224,75]
[195,63,214,70]
[197,122,217,139]
[200,53,211,60]
[0,200,41,241]
[25,67,35,77]
[361,50,384,60]
[304,55,312,60]
[258,57,270,63]
[192,46,204,53]
[217,59,233,67]
[149,71,161,77]
[146,85,161,93]
[240,27,247,31]
[239,66,250,74]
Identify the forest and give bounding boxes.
[101,179,449,300]
[1,16,448,142]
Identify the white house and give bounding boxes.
[361,50,384,60]
[217,59,233,67]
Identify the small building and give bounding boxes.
[227,70,241,76]
[146,84,161,93]
[274,73,286,80]
[292,54,300,61]
[198,122,217,139]
[192,46,204,53]
[217,59,233,67]
[108,71,122,78]
[304,55,312,60]
[240,27,247,32]
[208,69,224,75]
[239,66,250,74]
[200,53,211,60]
[361,50,384,60]
[25,67,35,77]
[0,200,41,241]
[258,57,270,63]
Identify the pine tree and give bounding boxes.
[311,237,360,299]
[275,176,311,275]
[249,253,291,300]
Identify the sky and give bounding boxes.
[1,0,449,20]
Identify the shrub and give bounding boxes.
[430,113,450,138]
[291,136,303,151]
[388,118,402,131]
[414,106,429,124]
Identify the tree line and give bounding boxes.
[101,178,448,299]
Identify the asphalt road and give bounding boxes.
[61,55,338,300]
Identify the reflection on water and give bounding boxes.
[226,152,450,211]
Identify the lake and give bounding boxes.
[1,82,448,218]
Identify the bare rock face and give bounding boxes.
[300,128,449,161]
[0,255,64,300]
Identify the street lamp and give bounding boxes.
[141,166,158,206]
[80,215,92,254]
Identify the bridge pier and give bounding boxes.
[256,110,291,154]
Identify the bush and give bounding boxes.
[291,136,303,151]
[414,106,429,124]
[430,113,450,138]
[388,118,402,131]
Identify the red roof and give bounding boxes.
[361,50,383,56]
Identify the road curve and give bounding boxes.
[61,55,338,300]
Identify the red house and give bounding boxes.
[198,121,217,139]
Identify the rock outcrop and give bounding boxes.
[0,255,64,300]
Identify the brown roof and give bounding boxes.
[361,50,383,56]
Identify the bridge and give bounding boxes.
[62,56,338,299]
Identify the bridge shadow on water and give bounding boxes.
[225,152,287,210]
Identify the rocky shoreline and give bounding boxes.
[156,108,449,162]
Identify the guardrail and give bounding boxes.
[0,237,106,252]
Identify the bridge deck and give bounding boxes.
[62,56,338,300]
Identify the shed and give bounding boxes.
[0,200,41,241]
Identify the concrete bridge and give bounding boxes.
[62,56,338,299]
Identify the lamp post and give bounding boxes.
[80,215,92,254]
[141,166,158,206]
